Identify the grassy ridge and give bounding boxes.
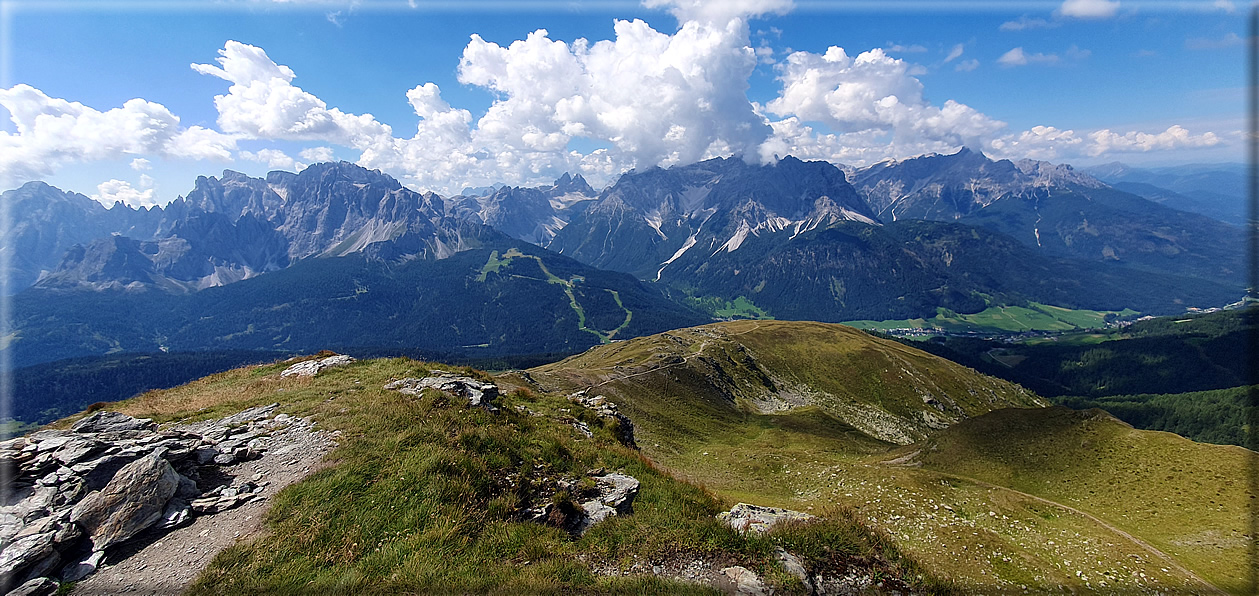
[533,320,1042,447]
[528,321,1251,593]
[1055,386,1249,446]
[68,356,942,594]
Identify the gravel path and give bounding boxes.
[71,414,336,595]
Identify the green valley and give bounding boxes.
[844,302,1139,335]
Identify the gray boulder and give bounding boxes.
[776,547,813,594]
[69,452,179,550]
[385,375,499,410]
[568,392,637,448]
[280,354,356,378]
[7,576,58,596]
[574,473,640,535]
[59,550,104,583]
[70,412,155,434]
[719,566,769,596]
[0,532,56,588]
[717,503,815,535]
[216,403,279,427]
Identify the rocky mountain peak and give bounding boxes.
[551,172,595,196]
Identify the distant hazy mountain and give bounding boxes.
[849,147,1105,221]
[653,217,1238,322]
[27,163,491,293]
[550,156,877,280]
[445,173,597,245]
[1,182,163,293]
[1082,162,1245,226]
[544,153,1240,321]
[851,149,1245,285]
[7,153,1244,334]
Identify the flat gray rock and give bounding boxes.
[717,503,814,535]
[0,531,56,588]
[280,354,356,378]
[70,411,155,434]
[385,375,500,410]
[7,575,59,596]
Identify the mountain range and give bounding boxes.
[3,150,1246,368]
[1082,161,1246,226]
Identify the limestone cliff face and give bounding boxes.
[26,162,497,294]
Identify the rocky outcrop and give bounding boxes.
[69,452,179,550]
[70,411,157,434]
[385,374,499,411]
[717,503,815,535]
[0,407,322,593]
[568,391,637,449]
[280,354,356,378]
[519,471,640,537]
[574,473,640,535]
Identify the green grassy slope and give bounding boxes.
[530,320,1044,447]
[901,406,1253,593]
[524,320,1252,593]
[1056,386,1249,446]
[7,242,709,369]
[61,356,942,595]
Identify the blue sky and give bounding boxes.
[0,0,1245,206]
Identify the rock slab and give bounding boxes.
[280,354,356,378]
[385,374,500,410]
[70,452,180,550]
[717,503,815,535]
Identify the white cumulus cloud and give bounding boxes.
[299,146,336,162]
[240,148,300,170]
[92,179,160,208]
[1059,0,1120,19]
[1085,125,1220,156]
[191,41,393,147]
[1,9,1235,196]
[0,84,236,187]
[762,46,1006,162]
[642,0,794,25]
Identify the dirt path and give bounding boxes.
[71,415,336,595]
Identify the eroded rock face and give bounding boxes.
[385,374,500,410]
[717,503,815,535]
[280,354,356,378]
[70,452,179,550]
[0,408,324,592]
